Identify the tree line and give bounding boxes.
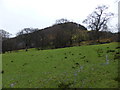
[0,5,118,53]
[1,22,118,53]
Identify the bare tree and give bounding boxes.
[83,5,114,41]
[55,18,70,24]
[16,28,38,51]
[0,30,12,53]
[83,5,114,31]
[0,29,12,40]
[16,28,38,36]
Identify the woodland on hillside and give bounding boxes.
[0,5,119,53]
[1,21,118,53]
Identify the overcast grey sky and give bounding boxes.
[0,0,118,36]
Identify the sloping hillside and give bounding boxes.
[2,21,118,53]
[2,42,119,88]
[2,22,88,52]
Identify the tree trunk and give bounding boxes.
[96,31,100,43]
[25,43,28,51]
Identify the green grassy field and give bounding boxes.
[2,42,119,88]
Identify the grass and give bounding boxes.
[2,42,119,88]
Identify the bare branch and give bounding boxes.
[82,5,114,31]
